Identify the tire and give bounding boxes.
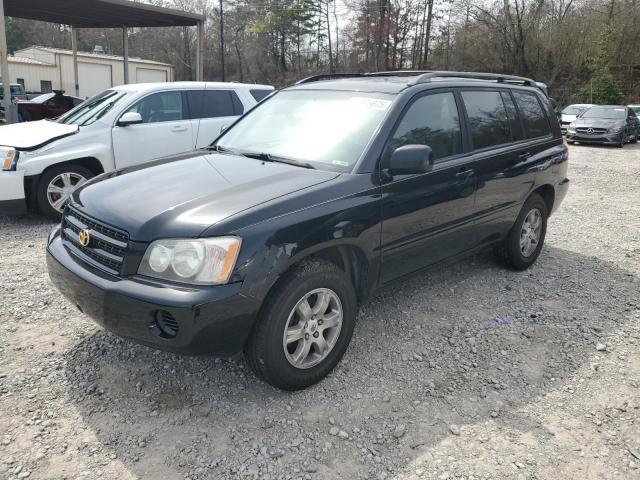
[495,193,548,271]
[37,164,94,220]
[631,133,638,144]
[244,259,357,390]
[566,140,575,145]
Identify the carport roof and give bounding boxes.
[4,0,204,28]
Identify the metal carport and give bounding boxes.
[0,0,205,123]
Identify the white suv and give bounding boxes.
[0,81,273,218]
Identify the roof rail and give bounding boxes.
[296,73,365,85]
[408,71,536,87]
[365,70,432,77]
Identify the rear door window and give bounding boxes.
[461,90,511,149]
[388,91,463,161]
[512,91,551,139]
[187,90,243,119]
[250,89,272,102]
[501,91,524,141]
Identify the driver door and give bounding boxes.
[112,90,194,168]
[380,90,478,283]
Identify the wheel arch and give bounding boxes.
[260,241,374,307]
[39,157,105,177]
[531,184,555,215]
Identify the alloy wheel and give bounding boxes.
[282,288,343,369]
[46,172,87,213]
[520,208,542,258]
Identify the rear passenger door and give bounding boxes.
[458,89,526,247]
[380,90,478,283]
[187,89,244,148]
[460,88,553,247]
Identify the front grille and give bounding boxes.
[61,207,129,275]
[576,127,607,135]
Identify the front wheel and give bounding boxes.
[244,259,357,390]
[495,193,548,270]
[37,165,94,220]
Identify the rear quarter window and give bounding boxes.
[512,91,551,139]
[250,89,272,102]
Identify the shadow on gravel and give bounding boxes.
[63,245,638,479]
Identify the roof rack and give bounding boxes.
[408,71,536,87]
[365,70,432,77]
[296,73,365,85]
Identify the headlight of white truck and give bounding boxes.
[138,237,242,285]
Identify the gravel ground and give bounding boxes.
[1,144,639,480]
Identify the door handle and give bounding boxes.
[455,167,474,179]
[171,126,188,132]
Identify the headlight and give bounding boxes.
[138,237,241,285]
[608,126,624,133]
[1,147,18,171]
[567,128,576,134]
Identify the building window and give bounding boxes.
[40,80,53,93]
[16,78,25,89]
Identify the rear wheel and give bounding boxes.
[37,165,94,220]
[495,193,548,270]
[244,259,357,390]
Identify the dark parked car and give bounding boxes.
[47,71,569,390]
[16,91,84,122]
[566,105,640,147]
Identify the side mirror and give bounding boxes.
[388,144,433,175]
[117,111,143,127]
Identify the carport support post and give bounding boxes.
[196,20,204,81]
[0,0,14,124]
[72,27,80,97]
[123,27,129,84]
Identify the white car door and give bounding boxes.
[187,89,244,148]
[112,90,194,168]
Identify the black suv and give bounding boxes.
[47,71,569,390]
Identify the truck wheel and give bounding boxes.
[495,193,548,271]
[244,259,357,390]
[37,165,94,220]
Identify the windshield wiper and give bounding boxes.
[242,152,316,169]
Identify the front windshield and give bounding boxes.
[581,106,626,119]
[57,89,130,126]
[562,105,589,115]
[216,90,394,171]
[30,93,55,104]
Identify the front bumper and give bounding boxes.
[46,227,260,356]
[566,131,623,145]
[0,170,27,214]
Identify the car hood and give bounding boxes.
[0,120,78,150]
[561,114,578,122]
[571,117,624,128]
[72,151,341,241]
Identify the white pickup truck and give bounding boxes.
[0,81,273,218]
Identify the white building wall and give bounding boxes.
[7,62,58,93]
[12,47,174,99]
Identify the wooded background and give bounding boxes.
[6,0,640,105]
